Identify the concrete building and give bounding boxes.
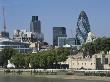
[53,27,67,46]
[13,29,44,52]
[104,54,110,70]
[13,29,44,43]
[62,52,110,70]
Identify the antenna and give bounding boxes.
[3,7,6,32]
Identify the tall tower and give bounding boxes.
[3,7,6,32]
[1,7,9,38]
[76,11,91,44]
[30,16,44,42]
[30,16,41,33]
[53,27,67,46]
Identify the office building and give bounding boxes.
[30,16,44,42]
[76,11,91,44]
[13,29,44,43]
[58,37,76,47]
[0,37,30,53]
[30,16,41,33]
[58,37,67,47]
[53,27,67,46]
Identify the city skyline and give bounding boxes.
[0,0,110,44]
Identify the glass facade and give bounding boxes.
[53,27,67,46]
[30,16,41,33]
[0,40,30,53]
[58,37,76,47]
[30,16,44,42]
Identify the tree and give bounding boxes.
[11,53,25,68]
[1,48,17,67]
[29,47,69,69]
[82,42,95,57]
[80,37,110,57]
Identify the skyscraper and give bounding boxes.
[30,16,44,42]
[76,11,91,44]
[53,27,67,46]
[30,16,41,33]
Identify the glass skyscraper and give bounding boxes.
[30,16,41,33]
[30,16,44,42]
[53,27,67,46]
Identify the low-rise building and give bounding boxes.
[62,52,110,70]
[0,37,30,53]
[13,29,44,43]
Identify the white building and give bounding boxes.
[0,37,30,53]
[61,52,110,70]
[13,29,44,43]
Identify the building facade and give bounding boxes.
[53,27,67,46]
[30,16,41,33]
[76,11,91,44]
[62,52,110,70]
[13,29,44,43]
[58,37,76,47]
[30,16,44,42]
[0,37,30,53]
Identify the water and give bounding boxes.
[0,76,108,82]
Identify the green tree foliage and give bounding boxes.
[1,47,69,69]
[81,37,110,57]
[1,48,17,67]
[11,54,25,68]
[81,42,95,57]
[29,47,69,69]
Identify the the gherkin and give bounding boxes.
[76,11,91,44]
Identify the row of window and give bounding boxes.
[0,42,29,47]
[73,63,95,65]
[0,45,29,48]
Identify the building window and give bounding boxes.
[85,63,86,65]
[78,63,79,65]
[82,63,83,65]
[73,63,74,65]
[105,58,108,64]
[91,63,92,65]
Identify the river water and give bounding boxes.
[0,76,108,82]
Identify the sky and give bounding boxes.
[0,0,110,44]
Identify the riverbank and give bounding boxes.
[34,75,110,81]
[1,71,110,81]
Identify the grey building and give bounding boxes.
[58,37,67,47]
[53,27,67,46]
[13,29,44,43]
[1,31,9,38]
[30,16,41,33]
[30,16,44,42]
[58,37,76,47]
[67,38,76,45]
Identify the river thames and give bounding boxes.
[0,76,108,82]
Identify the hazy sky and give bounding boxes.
[0,0,110,44]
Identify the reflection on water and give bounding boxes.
[0,76,108,82]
